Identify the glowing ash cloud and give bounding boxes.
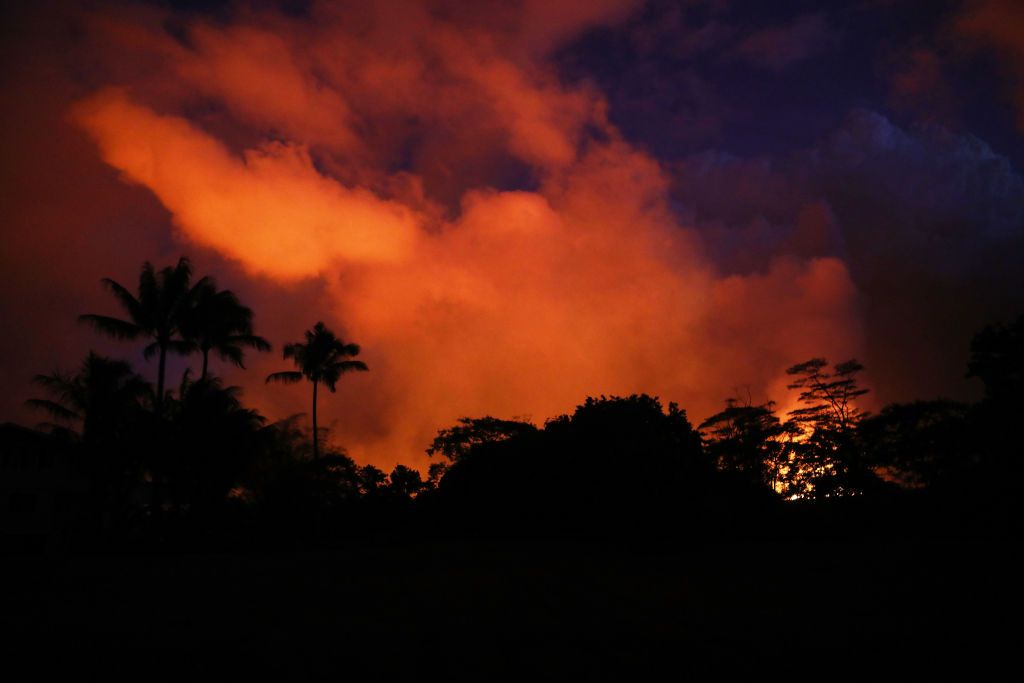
[71,1,862,469]
[72,88,418,280]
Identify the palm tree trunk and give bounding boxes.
[201,348,209,381]
[312,379,319,459]
[153,341,168,520]
[157,343,167,415]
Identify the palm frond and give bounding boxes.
[218,344,246,367]
[99,278,146,323]
[266,371,304,384]
[32,371,74,391]
[138,262,158,304]
[82,351,135,377]
[235,334,271,352]
[178,367,194,396]
[143,341,161,360]
[338,342,361,356]
[336,360,368,373]
[174,256,193,279]
[25,398,80,421]
[189,274,213,295]
[78,314,143,340]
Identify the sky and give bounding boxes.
[2,0,1023,471]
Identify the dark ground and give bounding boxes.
[3,536,1016,678]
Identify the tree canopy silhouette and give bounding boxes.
[19,254,1022,547]
[428,395,725,535]
[266,321,368,459]
[786,358,868,432]
[427,416,538,463]
[27,351,150,446]
[26,352,152,519]
[699,398,795,491]
[858,400,975,491]
[784,358,872,497]
[965,313,1024,488]
[163,372,267,516]
[967,314,1024,407]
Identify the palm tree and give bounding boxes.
[28,353,152,515]
[27,352,151,445]
[182,279,271,380]
[79,258,200,414]
[266,321,368,459]
[168,371,267,514]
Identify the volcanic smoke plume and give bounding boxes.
[69,1,861,469]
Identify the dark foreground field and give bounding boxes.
[4,537,1016,677]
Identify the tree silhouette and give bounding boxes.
[388,464,427,499]
[240,415,358,512]
[424,416,537,487]
[266,321,367,459]
[965,313,1024,490]
[967,314,1024,407]
[786,358,868,432]
[164,372,266,515]
[431,395,715,536]
[858,400,975,490]
[427,416,538,463]
[699,398,796,491]
[27,352,150,445]
[359,464,388,496]
[79,257,201,414]
[182,279,271,380]
[27,352,152,518]
[784,358,871,497]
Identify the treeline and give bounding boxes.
[5,257,1022,549]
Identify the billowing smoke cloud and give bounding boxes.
[59,1,868,468]
[72,88,419,279]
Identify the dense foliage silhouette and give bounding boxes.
[783,358,875,498]
[2,256,1018,550]
[699,398,794,491]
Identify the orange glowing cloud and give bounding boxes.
[70,1,864,469]
[323,151,861,466]
[72,88,418,281]
[174,23,363,155]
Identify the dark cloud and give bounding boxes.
[955,0,1024,130]
[884,46,955,125]
[729,12,835,71]
[672,109,1024,404]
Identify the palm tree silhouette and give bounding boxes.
[266,321,368,459]
[183,279,271,380]
[28,352,152,516]
[79,258,200,414]
[27,351,150,444]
